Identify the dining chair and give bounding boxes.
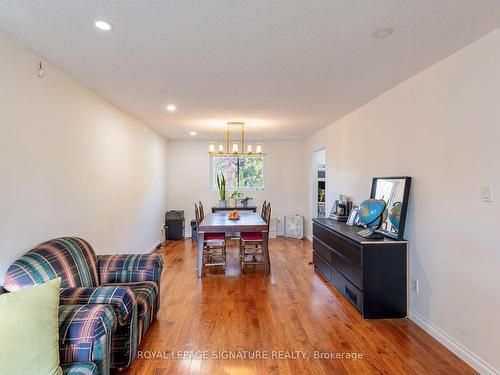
[195,203,226,271]
[260,200,267,218]
[198,201,205,220]
[239,202,271,270]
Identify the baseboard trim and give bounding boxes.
[409,310,498,375]
[144,239,163,254]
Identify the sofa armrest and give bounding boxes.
[60,286,136,324]
[98,254,163,284]
[58,304,117,345]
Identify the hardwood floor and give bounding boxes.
[122,238,475,375]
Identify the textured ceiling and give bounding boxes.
[1,1,500,140]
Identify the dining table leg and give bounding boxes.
[262,230,270,275]
[197,231,204,278]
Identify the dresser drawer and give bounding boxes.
[330,266,363,314]
[313,251,332,283]
[312,238,332,265]
[331,250,363,290]
[313,224,362,266]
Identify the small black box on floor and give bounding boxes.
[165,210,185,240]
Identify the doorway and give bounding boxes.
[312,149,326,218]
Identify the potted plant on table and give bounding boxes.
[241,196,253,208]
[229,190,243,208]
[216,173,226,207]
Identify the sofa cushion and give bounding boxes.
[59,286,136,324]
[0,278,63,375]
[4,237,99,291]
[103,281,157,322]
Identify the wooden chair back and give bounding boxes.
[261,200,267,218]
[263,202,271,226]
[198,201,205,220]
[194,203,200,227]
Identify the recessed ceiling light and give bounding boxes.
[190,131,197,136]
[304,106,312,111]
[95,20,113,31]
[166,104,176,112]
[373,27,394,39]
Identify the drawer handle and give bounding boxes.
[344,286,357,304]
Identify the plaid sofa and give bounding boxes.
[4,237,164,371]
[0,289,115,375]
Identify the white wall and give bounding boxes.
[167,140,307,237]
[304,28,500,374]
[0,33,169,281]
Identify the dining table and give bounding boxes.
[211,205,257,213]
[197,212,270,277]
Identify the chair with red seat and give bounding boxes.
[195,203,226,271]
[260,200,267,218]
[239,202,271,270]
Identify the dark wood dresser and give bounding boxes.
[312,218,407,319]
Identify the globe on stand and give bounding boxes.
[357,199,387,239]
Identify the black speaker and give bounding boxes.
[165,210,185,240]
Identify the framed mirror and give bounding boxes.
[370,177,411,240]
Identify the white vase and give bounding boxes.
[229,198,237,208]
[219,200,226,208]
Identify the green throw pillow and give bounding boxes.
[0,278,63,375]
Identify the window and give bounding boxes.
[212,156,264,189]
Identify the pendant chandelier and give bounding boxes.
[208,122,263,156]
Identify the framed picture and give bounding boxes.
[346,207,359,226]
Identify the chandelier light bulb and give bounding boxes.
[208,122,264,156]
